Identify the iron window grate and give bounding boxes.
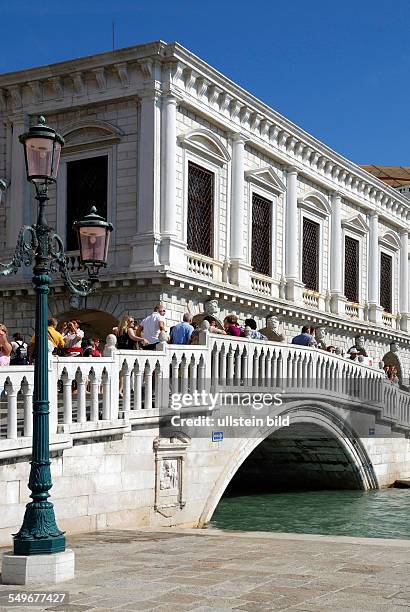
[344,236,359,302]
[187,162,214,257]
[302,218,320,291]
[380,252,393,312]
[251,193,272,276]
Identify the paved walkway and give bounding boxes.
[0,528,410,611]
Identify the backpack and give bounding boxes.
[10,340,28,365]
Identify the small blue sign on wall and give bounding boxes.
[212,431,224,442]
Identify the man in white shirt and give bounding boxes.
[136,304,166,350]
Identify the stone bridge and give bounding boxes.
[0,333,409,545]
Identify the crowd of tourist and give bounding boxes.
[0,304,402,385]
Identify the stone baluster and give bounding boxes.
[102,371,110,420]
[62,371,73,425]
[133,363,142,410]
[5,379,17,440]
[180,356,189,396]
[21,377,33,438]
[144,362,153,411]
[76,371,87,423]
[227,346,234,385]
[122,361,131,416]
[89,370,99,422]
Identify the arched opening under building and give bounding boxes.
[199,410,378,531]
[53,309,117,342]
[225,422,366,496]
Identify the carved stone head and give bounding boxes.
[266,315,279,332]
[105,333,117,348]
[390,341,399,353]
[355,334,365,349]
[315,327,327,342]
[204,299,219,315]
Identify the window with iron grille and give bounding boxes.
[380,252,393,312]
[251,193,272,276]
[187,161,214,257]
[302,218,320,291]
[344,235,359,302]
[66,156,108,251]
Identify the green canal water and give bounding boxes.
[209,489,410,539]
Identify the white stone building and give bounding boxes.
[0,41,409,373]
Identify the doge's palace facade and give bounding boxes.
[0,41,409,374]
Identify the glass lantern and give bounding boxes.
[19,116,64,186]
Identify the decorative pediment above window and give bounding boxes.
[341,214,369,235]
[245,166,285,194]
[379,230,401,250]
[62,120,124,152]
[178,129,230,166]
[298,190,331,217]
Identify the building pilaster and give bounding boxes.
[399,229,409,331]
[7,114,29,250]
[285,166,304,303]
[329,192,346,314]
[131,89,162,270]
[368,211,383,323]
[159,93,185,271]
[229,134,251,287]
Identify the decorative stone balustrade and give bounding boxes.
[251,275,272,296]
[382,312,394,328]
[303,289,320,309]
[187,253,215,279]
[345,302,360,319]
[0,336,408,459]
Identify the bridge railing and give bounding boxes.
[0,334,408,459]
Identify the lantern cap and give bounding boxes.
[19,115,65,147]
[73,206,113,231]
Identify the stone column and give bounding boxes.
[7,113,29,250]
[285,166,303,303]
[329,192,345,314]
[162,94,177,238]
[229,134,250,286]
[159,93,185,270]
[131,90,162,270]
[399,229,409,331]
[368,211,382,323]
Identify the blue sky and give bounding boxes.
[2,0,409,165]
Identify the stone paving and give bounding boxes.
[0,528,409,611]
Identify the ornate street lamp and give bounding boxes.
[0,116,111,557]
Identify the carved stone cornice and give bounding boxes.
[115,62,129,87]
[93,67,106,91]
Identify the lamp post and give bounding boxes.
[0,116,112,560]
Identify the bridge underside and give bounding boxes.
[226,423,365,495]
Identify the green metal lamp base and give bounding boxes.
[13,500,65,556]
[13,534,66,556]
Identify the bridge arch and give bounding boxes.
[198,401,378,527]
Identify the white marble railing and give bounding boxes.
[382,312,394,328]
[303,289,320,308]
[345,302,360,318]
[187,254,214,278]
[251,275,272,296]
[0,336,408,457]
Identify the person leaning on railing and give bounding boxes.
[29,317,65,362]
[0,324,12,366]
